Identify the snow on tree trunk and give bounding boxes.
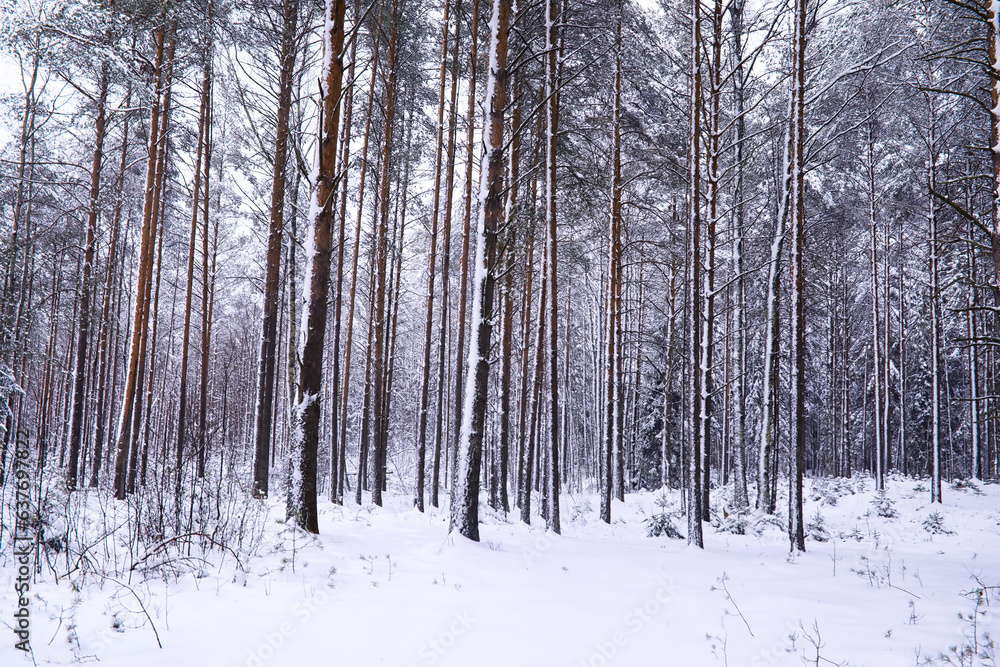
[450,0,510,541]
[544,0,562,535]
[287,0,347,533]
[687,0,704,548]
[66,69,108,491]
[788,0,807,553]
[114,27,166,500]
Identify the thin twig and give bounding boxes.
[720,574,754,637]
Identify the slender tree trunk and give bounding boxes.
[757,102,795,515]
[136,160,168,493]
[866,121,885,491]
[90,84,131,488]
[371,0,401,507]
[898,231,906,477]
[450,0,509,540]
[730,0,748,507]
[601,2,623,524]
[67,71,109,490]
[127,40,174,492]
[288,0,348,532]
[453,0,483,487]
[198,65,215,480]
[177,45,211,493]
[253,0,297,498]
[543,0,562,534]
[415,0,454,511]
[521,212,547,525]
[788,0,807,552]
[515,179,536,508]
[496,70,521,515]
[330,0,363,505]
[686,0,704,548]
[927,108,942,504]
[431,0,464,506]
[342,0,385,505]
[114,26,167,500]
[699,0,724,517]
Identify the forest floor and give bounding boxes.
[1,474,998,666]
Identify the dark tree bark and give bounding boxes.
[371,0,401,507]
[288,0,348,533]
[601,1,623,524]
[686,0,704,547]
[115,26,168,500]
[253,0,298,498]
[452,0,482,487]
[788,0,807,552]
[431,0,464,508]
[67,70,109,491]
[450,0,510,541]
[90,83,131,488]
[344,0,384,506]
[177,43,211,492]
[416,0,454,512]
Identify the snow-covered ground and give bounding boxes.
[2,475,998,666]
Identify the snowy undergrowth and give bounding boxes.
[0,474,997,666]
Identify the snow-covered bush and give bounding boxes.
[715,507,752,536]
[809,478,854,506]
[569,498,592,523]
[872,492,897,518]
[645,512,684,539]
[646,491,684,538]
[806,510,829,542]
[951,479,983,495]
[838,526,865,542]
[923,511,954,535]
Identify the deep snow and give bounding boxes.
[1,475,998,666]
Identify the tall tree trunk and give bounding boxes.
[986,0,1000,289]
[342,0,385,506]
[115,26,168,500]
[450,0,509,541]
[371,0,401,507]
[67,70,109,491]
[543,0,561,534]
[330,0,363,505]
[415,0,454,511]
[927,106,942,504]
[253,0,297,498]
[90,84,131,488]
[288,0,348,532]
[699,0,725,517]
[431,0,464,507]
[601,1,623,524]
[866,120,885,491]
[897,226,906,477]
[730,0,748,508]
[136,161,168,493]
[496,69,521,515]
[452,0,483,489]
[521,214,547,525]
[788,0,807,552]
[198,64,215,480]
[127,40,174,492]
[686,0,704,548]
[756,95,795,514]
[177,44,212,492]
